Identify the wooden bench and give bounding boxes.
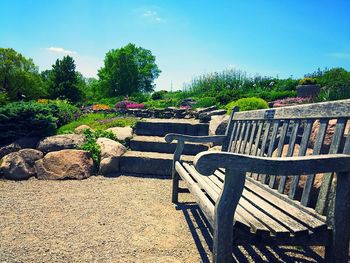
[165,99,350,263]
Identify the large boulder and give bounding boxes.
[35,150,94,180]
[0,137,41,159]
[106,126,133,141]
[37,134,85,153]
[215,118,229,135]
[96,138,127,159]
[209,115,229,135]
[0,149,43,180]
[99,156,120,175]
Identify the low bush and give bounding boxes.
[151,90,168,100]
[226,97,268,114]
[144,98,180,108]
[79,129,116,164]
[299,77,317,85]
[194,97,217,108]
[56,113,137,134]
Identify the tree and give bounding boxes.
[47,56,83,103]
[316,68,350,101]
[98,43,161,97]
[0,48,45,101]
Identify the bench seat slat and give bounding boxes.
[180,163,328,239]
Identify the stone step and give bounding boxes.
[119,151,193,176]
[130,136,209,155]
[135,118,209,137]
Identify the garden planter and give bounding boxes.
[296,84,320,98]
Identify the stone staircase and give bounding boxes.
[119,119,210,176]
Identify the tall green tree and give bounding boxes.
[0,48,45,101]
[98,43,161,97]
[47,56,83,103]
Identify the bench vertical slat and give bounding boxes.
[236,122,247,153]
[342,122,350,154]
[241,121,251,154]
[268,120,289,188]
[278,120,300,194]
[261,121,279,184]
[231,121,242,152]
[226,121,238,153]
[289,119,314,199]
[247,121,257,155]
[256,121,271,181]
[222,107,239,152]
[250,121,264,179]
[300,119,329,206]
[316,118,348,215]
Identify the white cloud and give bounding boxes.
[329,52,350,60]
[142,10,164,22]
[46,47,77,55]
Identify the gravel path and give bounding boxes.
[1,176,324,262]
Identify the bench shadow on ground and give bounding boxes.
[176,203,325,263]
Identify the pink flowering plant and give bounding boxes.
[126,103,145,109]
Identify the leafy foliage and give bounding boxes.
[0,100,79,144]
[98,43,161,97]
[299,77,317,85]
[226,97,268,115]
[56,113,137,134]
[79,129,116,164]
[46,56,84,103]
[193,97,217,108]
[0,48,46,101]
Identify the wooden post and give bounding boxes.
[325,172,350,263]
[172,140,184,203]
[213,168,245,263]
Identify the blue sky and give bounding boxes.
[1,0,350,90]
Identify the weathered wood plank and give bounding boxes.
[268,120,289,188]
[316,118,348,215]
[278,120,300,193]
[233,99,350,120]
[247,121,257,155]
[300,119,329,206]
[230,121,242,153]
[222,107,239,152]
[175,161,215,225]
[236,121,247,153]
[241,121,251,154]
[261,121,280,184]
[289,119,314,199]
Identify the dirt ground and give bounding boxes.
[1,175,325,263]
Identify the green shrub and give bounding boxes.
[144,98,180,108]
[0,102,58,144]
[56,113,137,134]
[0,93,10,106]
[0,100,80,144]
[129,92,150,103]
[194,97,217,108]
[79,129,116,164]
[151,90,168,100]
[226,97,268,115]
[299,77,317,85]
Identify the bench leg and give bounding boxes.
[325,172,350,263]
[213,168,245,263]
[172,172,180,203]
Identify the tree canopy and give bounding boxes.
[0,48,45,102]
[98,43,161,97]
[46,56,84,103]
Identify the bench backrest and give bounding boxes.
[223,99,350,216]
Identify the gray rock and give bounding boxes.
[209,115,229,135]
[0,149,43,180]
[215,119,229,135]
[99,156,120,175]
[106,127,133,141]
[196,106,218,114]
[96,138,127,159]
[37,134,85,153]
[35,149,94,180]
[0,137,41,159]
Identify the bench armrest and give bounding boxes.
[194,151,350,176]
[165,133,226,144]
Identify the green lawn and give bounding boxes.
[57,113,138,134]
